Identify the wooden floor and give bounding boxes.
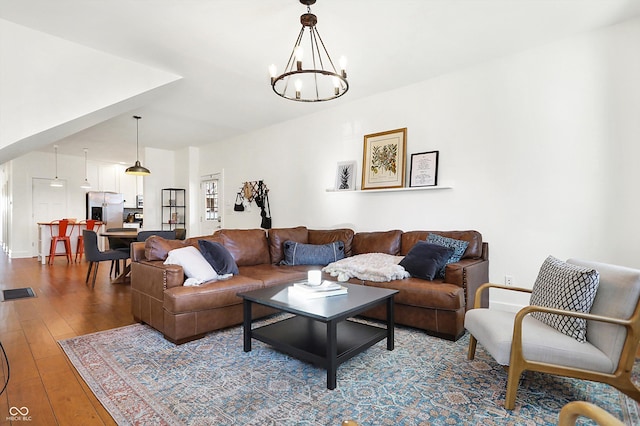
[0,251,133,425]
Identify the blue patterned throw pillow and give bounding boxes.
[425,234,469,279]
[280,241,345,266]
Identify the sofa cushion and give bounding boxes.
[198,239,239,275]
[425,233,470,278]
[145,236,187,261]
[268,226,308,264]
[308,229,355,258]
[401,231,483,259]
[280,240,345,266]
[530,256,600,342]
[399,242,455,281]
[352,230,402,255]
[163,246,219,284]
[215,228,271,266]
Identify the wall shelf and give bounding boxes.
[325,185,452,194]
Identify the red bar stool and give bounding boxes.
[47,219,73,265]
[75,219,100,262]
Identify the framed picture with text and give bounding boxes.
[409,150,439,187]
[361,128,407,190]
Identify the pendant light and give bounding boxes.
[80,148,92,189]
[50,145,64,187]
[125,115,151,176]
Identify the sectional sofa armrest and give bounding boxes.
[445,244,489,310]
[131,241,146,262]
[131,259,185,293]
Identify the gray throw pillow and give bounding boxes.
[425,233,470,279]
[399,242,455,281]
[280,240,345,266]
[198,240,239,275]
[530,255,600,342]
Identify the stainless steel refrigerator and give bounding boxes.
[86,191,124,230]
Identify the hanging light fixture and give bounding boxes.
[50,145,64,187]
[80,148,92,189]
[269,0,348,102]
[125,115,151,176]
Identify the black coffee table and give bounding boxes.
[238,282,398,390]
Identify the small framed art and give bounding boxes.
[335,161,357,191]
[361,128,407,190]
[409,150,439,187]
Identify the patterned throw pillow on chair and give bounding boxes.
[530,256,600,342]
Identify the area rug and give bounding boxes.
[59,317,640,425]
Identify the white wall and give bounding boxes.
[197,17,640,309]
[4,16,639,310]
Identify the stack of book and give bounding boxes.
[289,281,347,298]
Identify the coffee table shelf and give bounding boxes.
[251,316,388,367]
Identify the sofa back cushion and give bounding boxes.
[400,230,483,259]
[268,226,309,264]
[352,230,402,255]
[214,228,270,266]
[308,228,355,257]
[144,236,187,261]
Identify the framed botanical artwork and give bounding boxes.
[334,161,357,191]
[361,128,407,190]
[409,151,439,187]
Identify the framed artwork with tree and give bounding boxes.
[361,128,407,190]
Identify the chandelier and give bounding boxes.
[269,0,348,102]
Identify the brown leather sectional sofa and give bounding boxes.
[130,227,489,344]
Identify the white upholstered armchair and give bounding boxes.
[465,258,640,410]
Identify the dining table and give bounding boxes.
[99,230,139,283]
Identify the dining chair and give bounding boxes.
[82,230,130,289]
[75,219,100,262]
[47,219,73,265]
[106,228,132,277]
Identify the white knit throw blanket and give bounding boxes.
[323,253,409,282]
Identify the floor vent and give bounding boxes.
[2,287,36,301]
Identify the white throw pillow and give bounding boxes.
[164,246,218,285]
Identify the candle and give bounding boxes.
[308,270,322,286]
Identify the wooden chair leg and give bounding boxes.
[505,364,523,410]
[85,262,93,284]
[467,334,477,360]
[91,262,100,289]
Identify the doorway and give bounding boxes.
[200,172,222,235]
[32,177,67,256]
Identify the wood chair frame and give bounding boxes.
[467,283,640,410]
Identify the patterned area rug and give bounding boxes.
[59,317,639,425]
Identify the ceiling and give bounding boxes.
[2,0,640,164]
